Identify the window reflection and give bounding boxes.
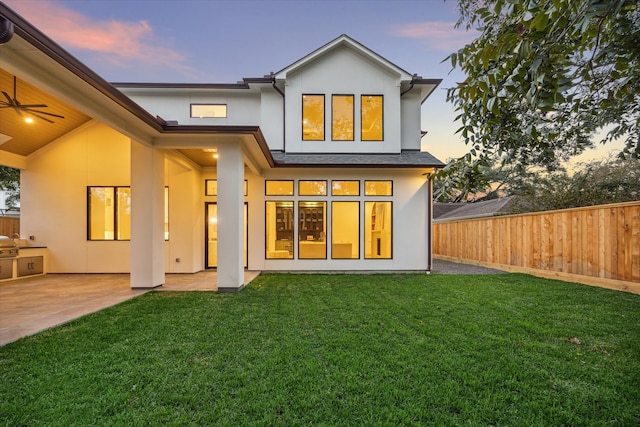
[361,95,383,141]
[299,180,327,196]
[332,95,354,141]
[331,180,360,196]
[365,180,392,196]
[302,95,325,140]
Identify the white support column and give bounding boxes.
[130,141,165,289]
[216,143,245,291]
[427,174,434,273]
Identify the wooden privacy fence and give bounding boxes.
[433,201,640,293]
[0,216,19,238]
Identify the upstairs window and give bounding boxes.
[332,95,354,141]
[361,95,383,141]
[191,104,227,118]
[302,95,325,140]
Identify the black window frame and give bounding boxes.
[302,94,326,141]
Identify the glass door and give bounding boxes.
[205,202,247,268]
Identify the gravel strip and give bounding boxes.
[431,259,507,274]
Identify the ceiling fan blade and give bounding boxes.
[23,108,65,119]
[2,91,12,104]
[27,111,55,123]
[18,103,48,108]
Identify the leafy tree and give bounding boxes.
[512,156,640,212]
[433,156,491,202]
[0,166,20,210]
[446,0,640,169]
[433,155,640,213]
[433,154,539,202]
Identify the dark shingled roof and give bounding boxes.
[271,150,445,168]
[434,196,518,222]
[433,203,463,219]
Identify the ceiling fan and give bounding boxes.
[0,75,64,123]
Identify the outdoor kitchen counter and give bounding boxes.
[0,247,48,282]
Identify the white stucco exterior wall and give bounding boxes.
[118,90,261,127]
[21,121,131,273]
[400,92,422,151]
[283,47,403,154]
[164,156,203,273]
[260,88,284,151]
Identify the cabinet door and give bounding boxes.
[0,259,13,279]
[31,256,44,274]
[17,256,44,277]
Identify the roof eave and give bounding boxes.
[112,77,273,91]
[414,79,443,103]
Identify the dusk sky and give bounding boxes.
[4,0,620,163]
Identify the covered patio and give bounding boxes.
[0,271,261,346]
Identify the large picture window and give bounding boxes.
[266,201,294,259]
[332,201,359,259]
[365,201,392,259]
[298,201,326,259]
[332,95,354,141]
[88,186,169,241]
[302,94,325,140]
[88,187,131,240]
[263,180,394,261]
[361,95,383,141]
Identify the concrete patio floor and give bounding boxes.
[0,271,261,346]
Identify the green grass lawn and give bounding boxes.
[1,273,639,426]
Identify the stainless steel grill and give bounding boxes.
[0,236,18,258]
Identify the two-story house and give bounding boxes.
[0,5,443,291]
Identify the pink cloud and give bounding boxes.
[5,0,190,72]
[390,22,478,51]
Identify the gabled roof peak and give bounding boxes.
[274,34,413,81]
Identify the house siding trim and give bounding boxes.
[270,150,444,168]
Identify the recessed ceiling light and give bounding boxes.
[25,117,34,124]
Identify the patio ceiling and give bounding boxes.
[0,68,91,157]
[0,68,221,167]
